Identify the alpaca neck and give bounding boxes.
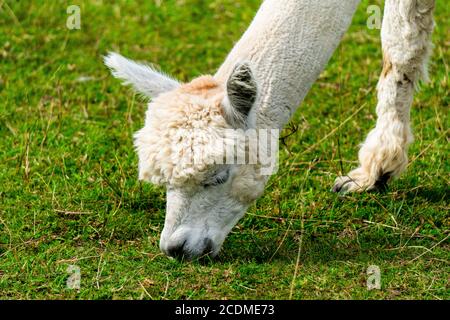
[215,0,360,129]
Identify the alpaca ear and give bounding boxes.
[223,62,258,127]
[104,52,180,98]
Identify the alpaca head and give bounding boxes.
[105,53,275,259]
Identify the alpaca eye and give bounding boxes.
[203,169,230,187]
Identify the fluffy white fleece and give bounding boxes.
[133,76,233,187]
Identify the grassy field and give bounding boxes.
[0,0,448,300]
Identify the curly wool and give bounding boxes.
[134,76,232,187]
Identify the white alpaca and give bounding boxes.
[105,0,435,259]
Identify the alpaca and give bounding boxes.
[105,0,435,259]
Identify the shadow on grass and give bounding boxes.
[217,232,364,264]
[401,185,449,204]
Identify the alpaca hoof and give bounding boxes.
[332,176,368,193]
[332,169,391,194]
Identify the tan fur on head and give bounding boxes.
[180,76,221,97]
[134,76,231,187]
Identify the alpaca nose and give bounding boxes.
[165,238,214,260]
[166,240,186,259]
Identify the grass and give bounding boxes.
[0,0,448,300]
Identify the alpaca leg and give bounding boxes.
[333,0,435,193]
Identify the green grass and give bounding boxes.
[0,0,448,300]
